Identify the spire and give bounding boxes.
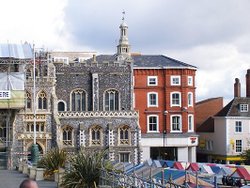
[116,11,131,61]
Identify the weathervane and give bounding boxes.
[122,10,125,21]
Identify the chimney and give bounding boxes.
[234,78,241,98]
[246,69,250,97]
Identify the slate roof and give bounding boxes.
[216,97,250,117]
[92,54,197,69]
[196,117,214,132]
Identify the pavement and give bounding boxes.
[0,170,57,188]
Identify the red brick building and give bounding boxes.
[133,55,198,162]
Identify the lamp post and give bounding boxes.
[31,44,39,165]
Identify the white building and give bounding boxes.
[198,69,250,164]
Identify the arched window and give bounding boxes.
[58,101,65,112]
[90,125,102,146]
[26,69,32,79]
[43,65,48,76]
[171,115,182,132]
[119,125,130,145]
[188,92,193,107]
[26,122,45,132]
[105,89,119,111]
[71,89,86,111]
[0,124,6,138]
[38,91,47,109]
[170,92,181,107]
[147,92,158,107]
[35,68,39,77]
[26,92,32,109]
[62,126,73,146]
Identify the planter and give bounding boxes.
[54,168,65,188]
[36,168,45,181]
[18,162,23,172]
[22,164,29,175]
[29,167,36,179]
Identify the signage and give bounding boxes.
[0,91,11,99]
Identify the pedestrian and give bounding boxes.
[19,179,39,188]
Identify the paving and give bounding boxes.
[0,170,57,188]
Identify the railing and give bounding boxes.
[58,110,139,118]
[99,169,185,188]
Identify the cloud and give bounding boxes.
[0,0,69,50]
[0,0,249,103]
[167,43,250,101]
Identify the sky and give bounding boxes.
[0,0,249,103]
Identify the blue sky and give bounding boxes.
[1,0,249,103]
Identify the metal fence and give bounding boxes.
[99,169,185,188]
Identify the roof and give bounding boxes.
[132,55,196,69]
[231,167,250,180]
[196,117,214,132]
[173,162,184,170]
[216,97,250,117]
[187,163,200,172]
[0,43,33,59]
[92,54,197,69]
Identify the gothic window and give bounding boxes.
[26,122,45,132]
[0,124,6,138]
[35,68,39,77]
[71,89,86,111]
[119,125,130,145]
[43,65,48,76]
[62,126,73,146]
[26,69,32,79]
[38,91,47,110]
[90,125,102,146]
[58,101,65,112]
[105,89,119,111]
[26,92,32,109]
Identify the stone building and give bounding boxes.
[0,18,141,169]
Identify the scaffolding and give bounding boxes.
[0,42,33,169]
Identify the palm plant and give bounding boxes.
[37,147,67,177]
[61,149,112,188]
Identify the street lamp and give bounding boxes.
[31,44,39,165]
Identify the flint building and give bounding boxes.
[0,18,141,169]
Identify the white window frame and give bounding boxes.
[170,92,181,107]
[188,92,193,107]
[147,76,158,86]
[147,115,159,132]
[53,57,69,64]
[235,140,242,153]
[170,115,182,132]
[240,104,248,112]
[147,92,158,107]
[188,76,193,86]
[171,75,181,86]
[188,114,194,132]
[235,121,242,133]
